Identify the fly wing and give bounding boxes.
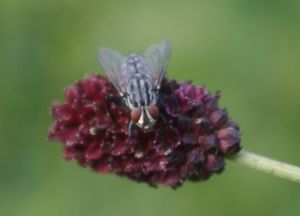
[98,48,127,94]
[144,40,171,90]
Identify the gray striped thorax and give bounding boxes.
[122,54,157,109]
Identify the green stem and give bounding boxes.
[230,150,300,183]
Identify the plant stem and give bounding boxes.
[230,150,300,183]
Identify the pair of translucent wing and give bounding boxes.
[98,40,171,94]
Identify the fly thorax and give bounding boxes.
[126,74,156,108]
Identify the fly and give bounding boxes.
[98,40,171,135]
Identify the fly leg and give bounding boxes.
[105,96,126,120]
[128,121,136,138]
[159,113,167,124]
[155,87,173,125]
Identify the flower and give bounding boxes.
[48,74,241,188]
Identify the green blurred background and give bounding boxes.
[1,0,300,215]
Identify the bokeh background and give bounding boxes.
[1,0,300,215]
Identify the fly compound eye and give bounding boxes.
[147,105,160,120]
[130,108,142,123]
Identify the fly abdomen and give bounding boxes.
[125,54,144,74]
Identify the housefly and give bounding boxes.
[98,40,171,134]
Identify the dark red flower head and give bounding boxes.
[48,74,241,188]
